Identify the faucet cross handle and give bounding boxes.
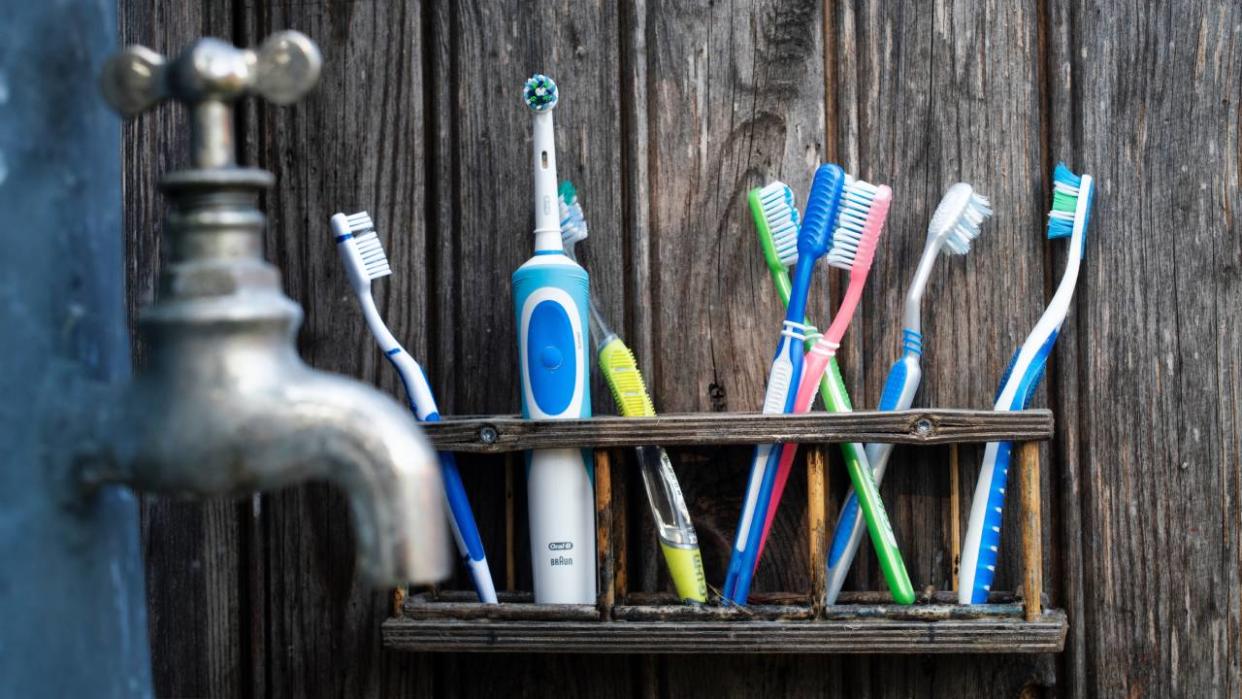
[100,31,321,168]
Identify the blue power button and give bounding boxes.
[540,345,563,369]
[527,300,577,416]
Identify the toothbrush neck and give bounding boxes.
[532,110,560,241]
[784,257,816,321]
[902,240,940,334]
[534,230,563,252]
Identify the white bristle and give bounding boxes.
[928,183,992,255]
[758,182,799,267]
[355,232,392,280]
[560,198,588,248]
[345,211,374,232]
[825,178,879,270]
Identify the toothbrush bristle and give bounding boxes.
[1047,162,1090,240]
[757,182,800,267]
[929,183,993,255]
[343,210,392,280]
[523,74,558,111]
[826,179,891,271]
[345,211,374,233]
[354,231,392,280]
[559,182,588,248]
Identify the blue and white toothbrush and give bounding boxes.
[722,164,845,605]
[329,211,498,603]
[513,74,596,604]
[959,163,1094,604]
[824,183,992,604]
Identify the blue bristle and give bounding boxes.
[799,164,845,257]
[1046,162,1094,245]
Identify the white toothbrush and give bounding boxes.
[959,164,1093,604]
[329,211,498,603]
[823,183,992,604]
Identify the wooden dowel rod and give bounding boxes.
[504,453,516,592]
[807,446,828,611]
[1018,442,1042,621]
[949,444,961,592]
[595,449,615,616]
[391,586,407,618]
[611,449,628,602]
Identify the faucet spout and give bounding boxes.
[108,358,451,586]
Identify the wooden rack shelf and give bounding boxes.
[382,409,1066,655]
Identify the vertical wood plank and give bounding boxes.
[596,449,615,615]
[120,3,246,698]
[807,446,828,608]
[642,0,824,602]
[949,444,961,592]
[612,449,630,602]
[505,453,517,592]
[832,0,1057,694]
[237,0,436,695]
[1047,1,1242,695]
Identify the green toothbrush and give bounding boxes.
[748,182,914,605]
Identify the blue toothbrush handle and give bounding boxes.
[962,333,1057,604]
[387,352,498,603]
[967,440,1015,603]
[725,443,783,603]
[723,333,803,604]
[825,349,919,602]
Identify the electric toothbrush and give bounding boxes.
[513,75,596,604]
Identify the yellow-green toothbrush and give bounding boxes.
[560,182,707,604]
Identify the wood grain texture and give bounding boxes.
[1048,1,1242,696]
[827,0,1059,695]
[637,0,826,607]
[119,3,248,698]
[420,409,1053,452]
[119,0,1242,695]
[238,1,438,696]
[383,610,1068,654]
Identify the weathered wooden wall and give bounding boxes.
[119,0,1241,696]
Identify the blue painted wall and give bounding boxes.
[0,0,152,696]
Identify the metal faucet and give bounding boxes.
[83,32,451,586]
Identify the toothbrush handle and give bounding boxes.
[825,347,921,604]
[722,335,802,603]
[597,338,708,604]
[767,266,849,412]
[793,343,915,605]
[388,351,498,603]
[960,335,1055,604]
[753,357,850,563]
